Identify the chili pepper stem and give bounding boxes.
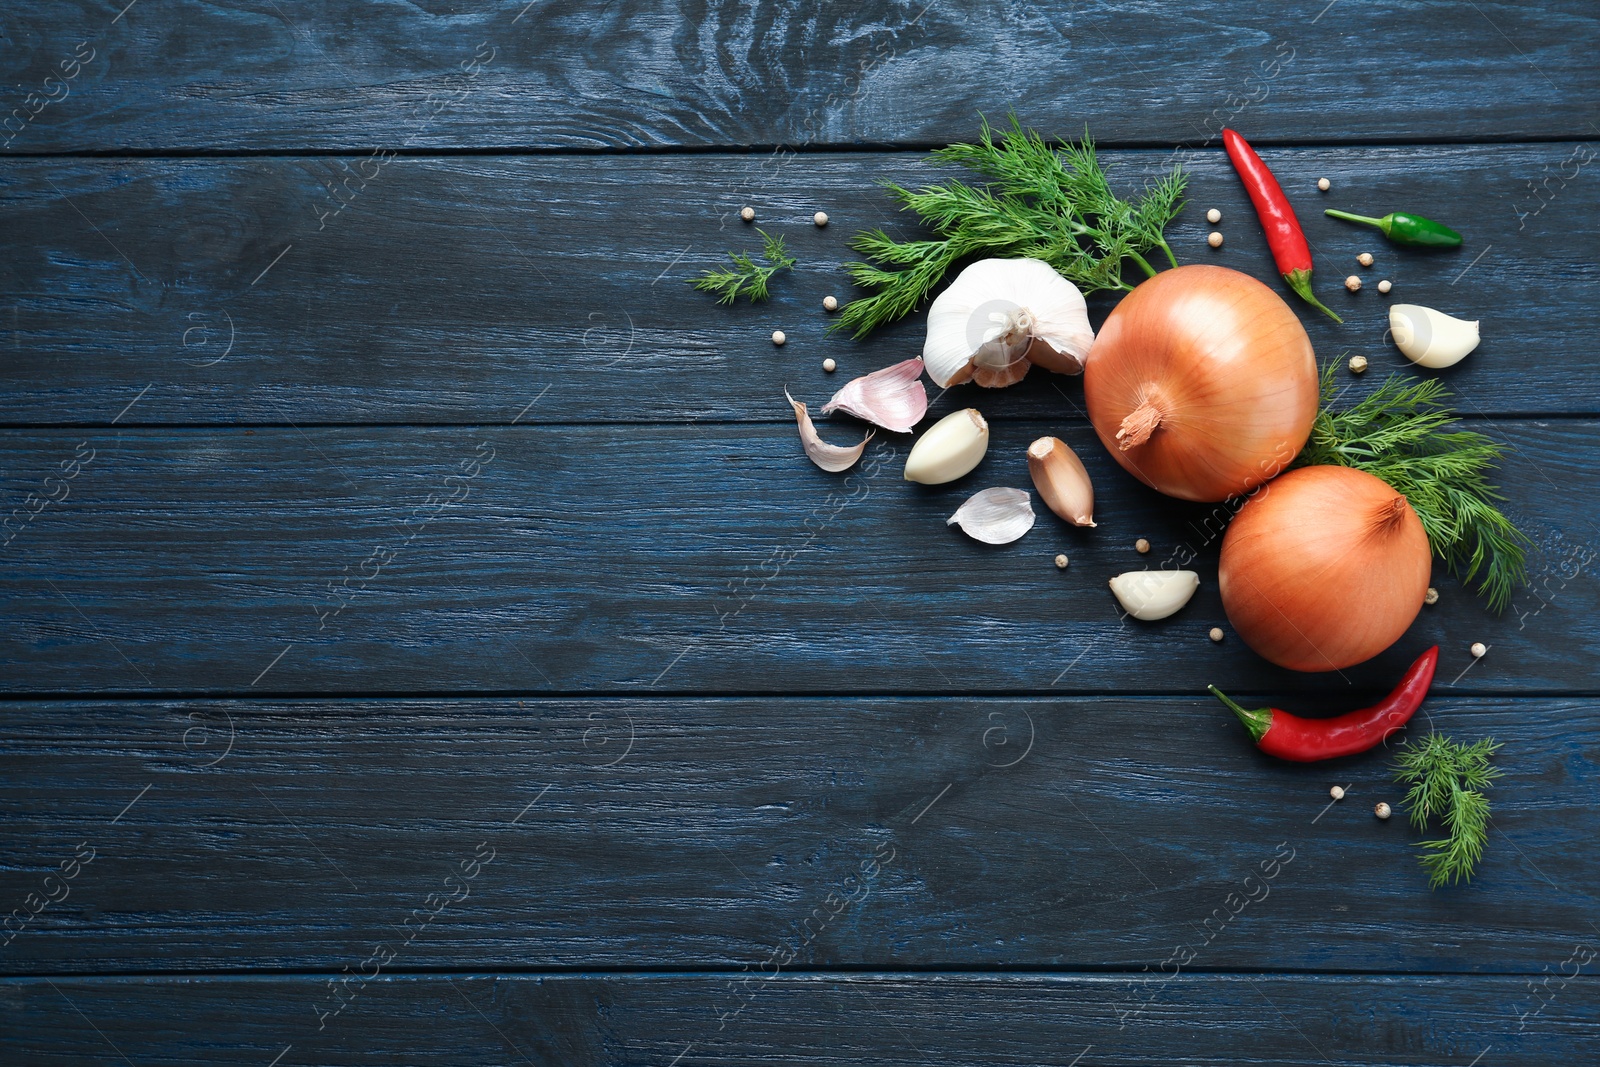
[1283,268,1343,323]
[1207,684,1273,743]
[1324,208,1388,231]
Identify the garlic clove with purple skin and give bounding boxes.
[922,258,1095,389]
[820,358,929,433]
[785,389,871,472]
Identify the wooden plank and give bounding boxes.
[2,1,1596,152]
[0,695,1593,974]
[0,143,1593,424]
[1,421,1594,695]
[2,972,1595,1064]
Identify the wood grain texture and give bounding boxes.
[1,1,1596,152]
[0,144,1593,425]
[0,695,1593,975]
[4,3,1599,1059]
[2,421,1594,696]
[3,972,1595,1065]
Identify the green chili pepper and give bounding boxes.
[1324,209,1463,248]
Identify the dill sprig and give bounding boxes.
[835,115,1186,338]
[1296,363,1529,610]
[690,229,796,304]
[1392,734,1502,889]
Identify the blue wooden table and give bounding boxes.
[3,2,1598,1063]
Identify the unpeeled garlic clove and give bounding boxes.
[1021,336,1085,377]
[904,408,989,484]
[1109,570,1200,621]
[1027,436,1096,527]
[785,389,871,472]
[1389,303,1480,369]
[820,358,929,433]
[947,487,1035,545]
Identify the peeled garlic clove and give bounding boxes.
[947,487,1035,545]
[1027,436,1096,527]
[786,389,871,472]
[1109,570,1200,621]
[904,408,989,484]
[922,258,1094,389]
[1389,304,1480,369]
[819,358,929,433]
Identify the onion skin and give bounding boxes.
[1084,265,1318,502]
[1219,466,1431,672]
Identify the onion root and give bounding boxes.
[1116,397,1165,451]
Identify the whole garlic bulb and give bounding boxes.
[922,258,1095,389]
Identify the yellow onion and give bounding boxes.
[1084,265,1318,502]
[1219,466,1431,672]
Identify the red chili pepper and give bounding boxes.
[1221,128,1341,324]
[1208,646,1438,762]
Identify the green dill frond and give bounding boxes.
[848,229,945,267]
[1296,364,1529,610]
[1393,735,1501,889]
[759,229,796,272]
[932,115,1070,204]
[1134,168,1187,268]
[836,240,961,338]
[690,229,795,305]
[1416,783,1491,888]
[834,114,1187,338]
